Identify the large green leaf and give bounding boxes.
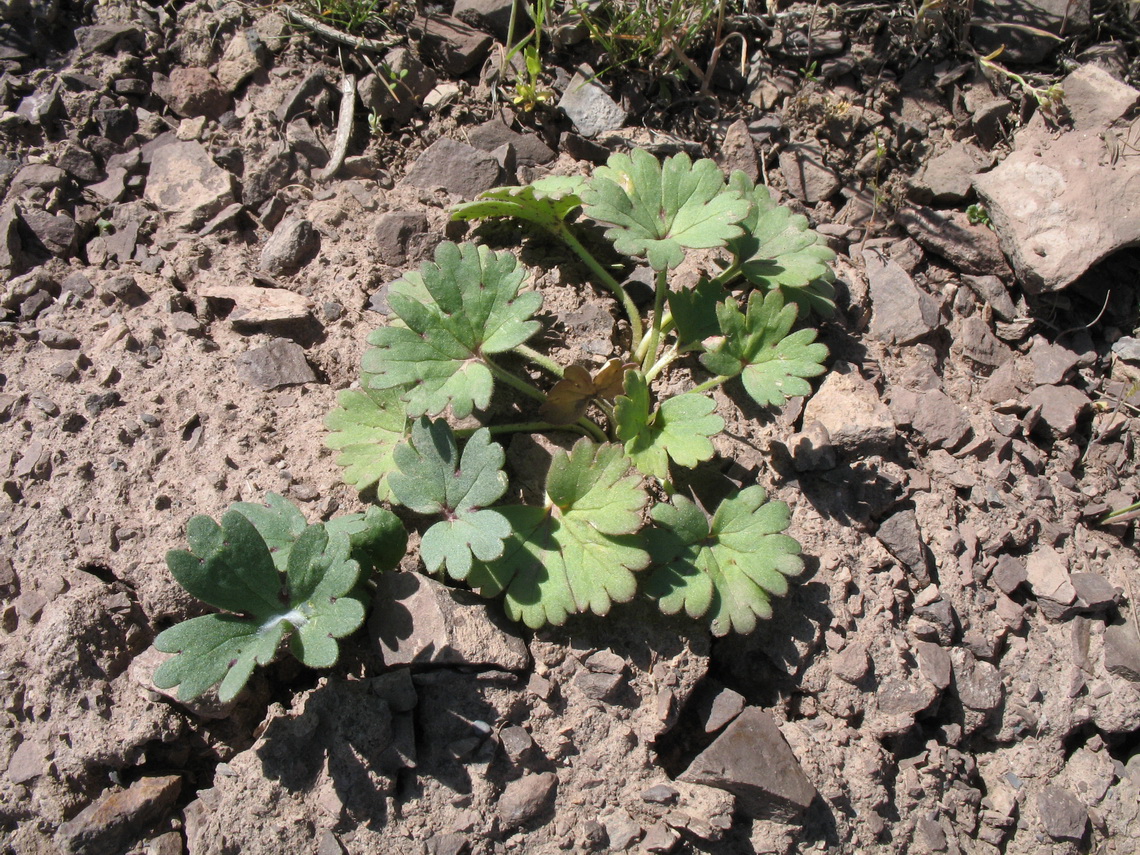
[363,242,543,418]
[466,440,649,628]
[581,149,751,270]
[614,371,723,482]
[645,488,804,635]
[325,383,408,499]
[450,177,585,232]
[388,417,511,578]
[700,290,828,407]
[154,496,404,701]
[724,172,837,316]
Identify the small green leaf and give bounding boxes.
[725,172,837,316]
[645,488,804,635]
[363,242,543,418]
[450,178,585,232]
[581,149,751,270]
[467,439,649,628]
[700,290,828,407]
[667,278,726,351]
[325,383,409,499]
[388,417,511,578]
[614,372,723,482]
[154,495,405,701]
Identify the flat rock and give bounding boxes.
[234,338,317,389]
[909,141,990,204]
[453,0,517,41]
[1028,335,1080,385]
[162,67,231,120]
[831,642,871,684]
[872,675,940,719]
[717,119,758,182]
[1025,545,1076,606]
[55,775,181,855]
[897,205,1011,277]
[1104,623,1140,682]
[259,216,319,275]
[865,251,942,345]
[889,387,971,449]
[973,0,1090,65]
[678,707,817,821]
[991,555,1027,595]
[801,364,895,452]
[1036,785,1088,841]
[374,210,432,266]
[75,23,144,55]
[198,283,313,325]
[217,29,267,93]
[559,70,628,138]
[700,686,747,731]
[369,571,530,670]
[358,47,437,125]
[957,315,1014,368]
[962,274,1019,322]
[400,137,500,198]
[914,641,952,690]
[950,648,1003,712]
[7,738,47,784]
[414,13,492,76]
[144,140,236,230]
[497,772,557,829]
[466,119,556,166]
[19,207,78,256]
[973,64,1140,292]
[1070,573,1118,610]
[1022,384,1091,437]
[285,119,328,168]
[780,142,840,204]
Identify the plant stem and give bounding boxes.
[456,418,607,443]
[557,227,644,346]
[575,417,608,443]
[644,345,680,382]
[708,260,741,290]
[689,373,734,396]
[639,268,669,373]
[484,356,547,403]
[515,344,564,378]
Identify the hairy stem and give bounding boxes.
[575,416,609,443]
[558,227,644,346]
[639,268,669,373]
[515,344,564,378]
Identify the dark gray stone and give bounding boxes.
[74,23,144,55]
[957,315,1014,368]
[400,138,500,199]
[576,670,623,701]
[641,784,680,805]
[358,47,437,124]
[243,141,295,209]
[234,338,317,390]
[414,13,493,75]
[453,0,517,40]
[1071,573,1118,610]
[962,274,1018,321]
[1104,623,1140,682]
[1036,785,1088,841]
[897,205,1011,277]
[285,119,328,168]
[678,707,817,821]
[275,72,329,124]
[991,555,1027,595]
[497,772,557,829]
[39,328,79,349]
[466,120,556,166]
[259,216,319,275]
[876,509,931,583]
[102,275,149,307]
[780,142,840,204]
[374,210,431,266]
[865,251,942,345]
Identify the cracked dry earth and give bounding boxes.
[4,1,1140,854]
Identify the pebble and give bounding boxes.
[558,70,627,138]
[1103,623,1140,682]
[259,216,320,275]
[39,328,80,349]
[54,775,182,854]
[1036,785,1088,841]
[234,338,317,390]
[400,137,500,199]
[496,772,557,830]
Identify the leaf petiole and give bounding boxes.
[483,355,547,403]
[689,373,735,396]
[639,268,670,372]
[559,227,644,346]
[514,343,565,378]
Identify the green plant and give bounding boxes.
[327,149,834,636]
[153,494,406,701]
[966,203,992,228]
[501,0,555,110]
[297,0,390,35]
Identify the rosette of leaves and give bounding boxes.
[152,495,406,702]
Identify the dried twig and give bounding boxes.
[282,4,400,52]
[318,74,356,182]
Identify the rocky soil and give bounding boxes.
[3,0,1140,853]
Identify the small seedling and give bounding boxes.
[327,149,835,635]
[153,494,405,701]
[966,203,992,228]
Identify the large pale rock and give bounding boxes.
[973,64,1140,292]
[801,363,895,452]
[559,70,627,138]
[678,707,817,820]
[144,140,236,230]
[369,571,530,670]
